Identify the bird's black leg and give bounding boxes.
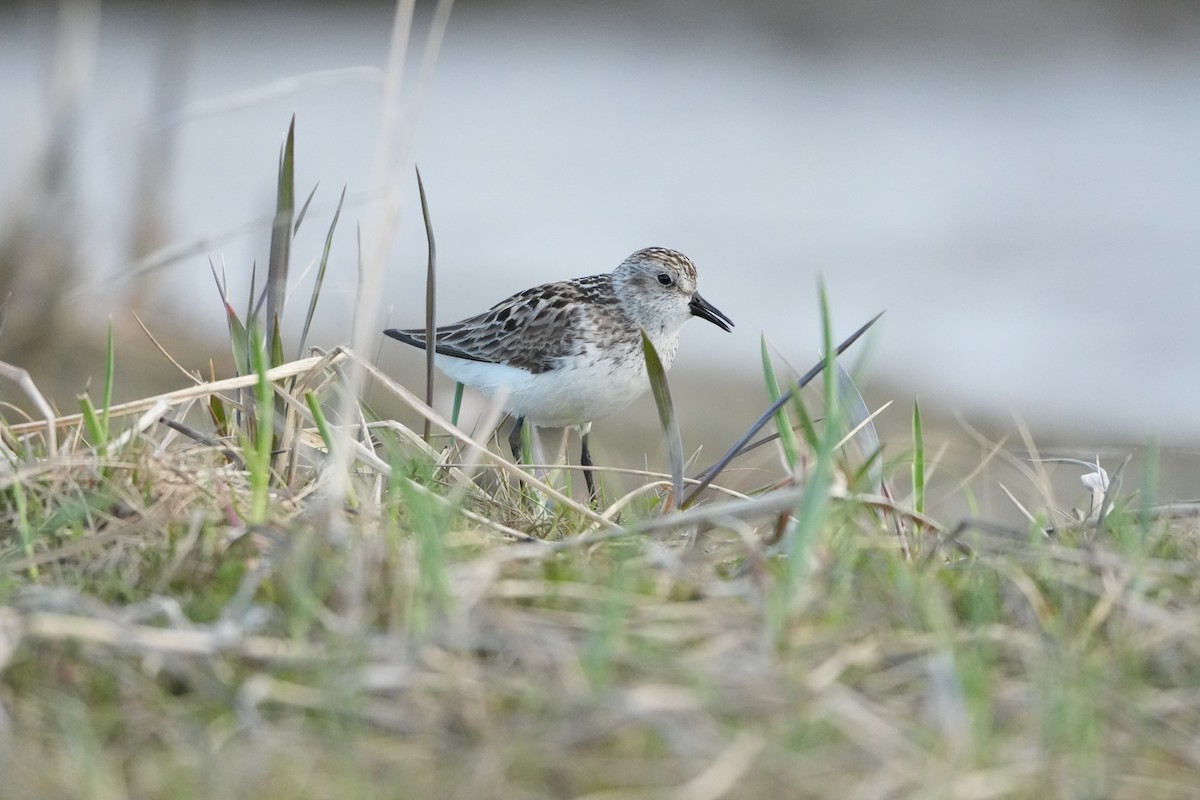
[508,416,526,462]
[579,422,598,503]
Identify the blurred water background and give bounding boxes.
[2,0,1198,454]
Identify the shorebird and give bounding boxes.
[385,246,733,500]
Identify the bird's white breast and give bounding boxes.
[434,338,674,428]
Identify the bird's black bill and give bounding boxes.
[689,293,734,332]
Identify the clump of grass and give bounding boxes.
[3,119,1200,800]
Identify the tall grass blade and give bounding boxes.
[642,331,683,506]
[417,165,437,443]
[294,183,319,235]
[8,475,37,578]
[246,326,274,525]
[78,395,103,449]
[304,390,335,454]
[78,320,116,453]
[245,259,257,333]
[224,300,251,377]
[100,318,114,441]
[789,383,820,452]
[520,415,533,465]
[297,186,345,359]
[451,382,464,427]
[204,360,233,438]
[265,116,295,354]
[760,335,799,470]
[912,400,926,516]
[819,286,836,415]
[270,317,285,369]
[211,260,252,377]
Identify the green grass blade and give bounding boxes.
[760,335,799,469]
[246,327,274,525]
[819,282,837,424]
[912,400,926,516]
[305,390,357,508]
[294,182,318,236]
[8,475,37,578]
[297,186,345,360]
[207,393,231,439]
[212,260,253,377]
[77,320,115,454]
[641,330,683,507]
[304,390,335,453]
[451,382,464,428]
[789,383,820,452]
[270,315,285,369]
[78,394,104,450]
[417,166,437,443]
[246,259,259,326]
[520,416,533,465]
[100,318,114,441]
[849,445,885,490]
[265,116,295,351]
[226,302,252,378]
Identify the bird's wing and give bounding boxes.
[384,277,611,374]
[381,327,488,363]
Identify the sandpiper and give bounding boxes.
[384,247,734,500]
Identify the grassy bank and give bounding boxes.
[3,324,1199,799]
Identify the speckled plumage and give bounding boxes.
[403,273,618,375]
[384,247,733,498]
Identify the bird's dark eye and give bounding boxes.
[657,273,673,286]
